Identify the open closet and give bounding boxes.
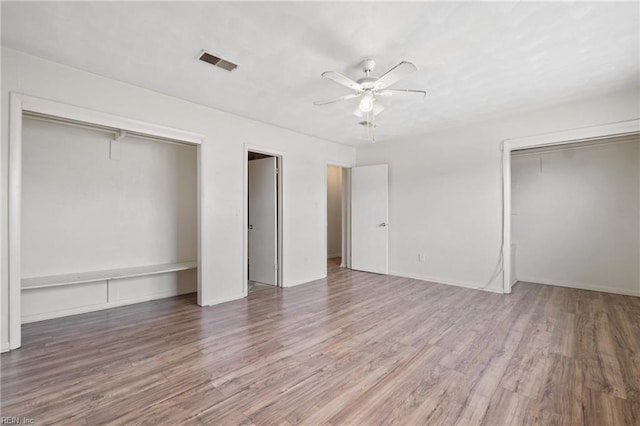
[19,114,199,323]
[510,135,639,295]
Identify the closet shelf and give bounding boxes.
[21,261,198,290]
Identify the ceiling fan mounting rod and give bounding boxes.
[361,58,376,76]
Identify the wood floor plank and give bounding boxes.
[326,344,455,425]
[2,259,638,424]
[539,354,585,425]
[480,387,536,426]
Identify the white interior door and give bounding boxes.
[351,164,388,274]
[248,157,277,285]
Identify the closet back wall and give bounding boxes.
[22,118,197,276]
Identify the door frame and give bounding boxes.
[6,93,206,351]
[324,161,354,277]
[501,118,640,294]
[244,145,284,294]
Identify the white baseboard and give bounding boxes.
[283,271,326,288]
[21,289,196,323]
[284,280,310,288]
[1,341,10,353]
[517,276,640,297]
[511,277,518,287]
[201,293,245,306]
[284,275,325,288]
[282,269,505,294]
[389,270,504,294]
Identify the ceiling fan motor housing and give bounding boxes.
[358,76,378,89]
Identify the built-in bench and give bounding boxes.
[21,261,198,290]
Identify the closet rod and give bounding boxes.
[24,111,118,136]
[23,112,196,147]
[126,131,196,147]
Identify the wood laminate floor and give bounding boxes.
[2,259,639,425]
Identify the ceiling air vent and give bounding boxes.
[198,51,238,72]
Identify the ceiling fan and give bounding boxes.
[313,59,426,120]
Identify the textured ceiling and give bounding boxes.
[2,2,638,146]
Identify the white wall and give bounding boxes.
[326,165,342,258]
[512,140,640,296]
[22,118,197,276]
[356,89,639,292]
[1,48,355,348]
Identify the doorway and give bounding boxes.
[247,150,282,292]
[326,165,346,271]
[325,163,389,277]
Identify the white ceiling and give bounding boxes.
[2,2,638,146]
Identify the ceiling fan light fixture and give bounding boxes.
[359,94,374,112]
[373,101,385,115]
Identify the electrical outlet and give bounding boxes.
[417,253,425,263]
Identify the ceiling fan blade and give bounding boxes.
[373,61,418,90]
[321,71,364,92]
[313,92,361,106]
[376,88,426,98]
